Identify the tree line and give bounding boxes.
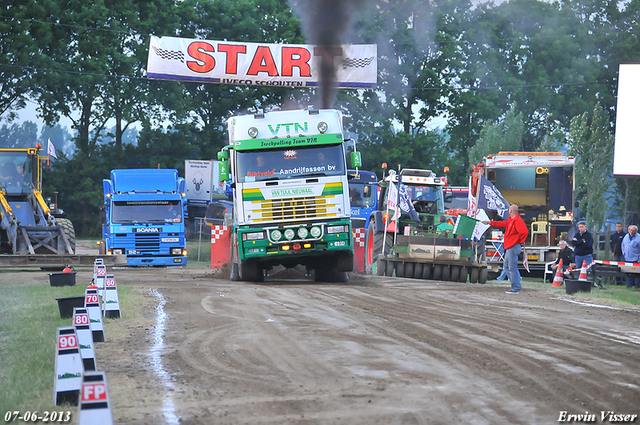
[1,0,639,236]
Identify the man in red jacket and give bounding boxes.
[483,204,529,293]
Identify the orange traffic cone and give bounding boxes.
[578,260,588,281]
[552,259,564,287]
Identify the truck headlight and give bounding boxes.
[310,226,322,237]
[248,127,259,138]
[326,225,348,234]
[243,231,265,241]
[297,227,309,238]
[171,248,182,255]
[284,229,295,240]
[112,249,124,255]
[271,229,282,241]
[317,121,328,133]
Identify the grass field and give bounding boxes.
[0,276,147,413]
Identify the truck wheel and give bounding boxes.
[365,217,393,274]
[57,218,76,254]
[441,265,450,281]
[422,264,432,280]
[396,262,405,278]
[405,262,414,278]
[336,252,354,272]
[479,268,488,284]
[470,267,479,283]
[458,266,468,282]
[450,266,460,282]
[385,260,395,276]
[433,264,442,280]
[315,268,348,282]
[240,260,263,282]
[413,263,423,279]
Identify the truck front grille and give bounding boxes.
[253,196,335,222]
[135,233,160,253]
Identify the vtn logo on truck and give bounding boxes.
[134,228,160,233]
[268,122,308,136]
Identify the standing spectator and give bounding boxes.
[610,222,626,284]
[571,221,594,270]
[482,204,529,294]
[551,240,575,272]
[622,225,640,288]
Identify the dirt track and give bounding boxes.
[43,264,632,425]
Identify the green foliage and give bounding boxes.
[468,104,524,166]
[567,103,614,229]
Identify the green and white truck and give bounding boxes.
[217,108,361,282]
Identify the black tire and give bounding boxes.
[459,266,468,283]
[57,218,76,254]
[240,259,263,282]
[450,266,460,282]
[364,217,393,275]
[405,262,414,278]
[396,262,405,278]
[470,267,479,283]
[479,268,488,284]
[336,252,354,272]
[422,264,432,280]
[377,259,386,276]
[385,260,395,276]
[433,264,442,280]
[414,263,423,279]
[441,265,450,281]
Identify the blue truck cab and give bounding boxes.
[347,170,378,229]
[102,169,187,266]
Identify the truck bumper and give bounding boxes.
[126,256,187,267]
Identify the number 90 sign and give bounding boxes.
[58,334,78,349]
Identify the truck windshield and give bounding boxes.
[235,144,345,183]
[0,152,34,195]
[349,183,375,208]
[404,184,445,215]
[112,200,182,224]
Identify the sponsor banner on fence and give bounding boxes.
[147,36,377,88]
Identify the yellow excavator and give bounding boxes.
[0,144,75,258]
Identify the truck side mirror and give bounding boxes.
[217,150,228,161]
[444,191,453,203]
[349,151,362,168]
[219,161,229,182]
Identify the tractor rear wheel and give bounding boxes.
[57,218,76,254]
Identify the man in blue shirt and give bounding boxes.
[622,224,640,288]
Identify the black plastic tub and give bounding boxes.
[49,272,77,287]
[56,296,85,319]
[565,279,592,295]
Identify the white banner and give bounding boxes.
[147,35,377,89]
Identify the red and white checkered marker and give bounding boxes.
[211,225,229,243]
[352,228,366,247]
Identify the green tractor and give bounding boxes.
[364,168,488,283]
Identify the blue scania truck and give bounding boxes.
[101,169,187,266]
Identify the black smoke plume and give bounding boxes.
[289,0,363,109]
